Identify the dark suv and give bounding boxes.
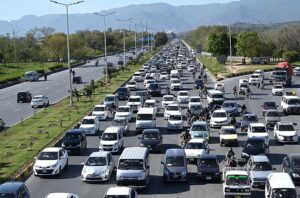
[17,91,32,103]
[197,154,221,182]
[0,181,30,198]
[62,129,87,155]
[116,87,130,100]
[148,83,161,96]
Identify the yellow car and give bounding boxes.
[219,126,238,146]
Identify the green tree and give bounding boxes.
[44,33,67,62]
[207,32,230,56]
[283,51,299,63]
[155,32,168,46]
[237,31,261,59]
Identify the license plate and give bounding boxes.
[42,169,47,173]
[205,176,211,180]
[173,175,178,178]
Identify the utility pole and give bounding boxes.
[229,25,233,74]
[94,11,116,84]
[12,29,17,63]
[141,23,144,52]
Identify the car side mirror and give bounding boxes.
[161,161,164,165]
[81,162,84,165]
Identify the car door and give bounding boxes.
[282,157,289,173]
[118,132,123,148]
[59,149,68,168]
[204,140,209,154]
[107,153,114,174]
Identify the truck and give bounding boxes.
[271,62,293,87]
[223,167,251,198]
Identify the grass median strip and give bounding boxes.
[197,55,228,76]
[0,52,154,182]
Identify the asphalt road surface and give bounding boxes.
[24,57,300,198]
[0,52,135,127]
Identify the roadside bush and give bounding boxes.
[283,51,299,63]
[49,64,64,71]
[0,76,22,85]
[36,69,44,74]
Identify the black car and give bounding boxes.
[116,87,130,100]
[72,76,82,84]
[197,154,221,182]
[0,181,30,198]
[62,129,87,155]
[282,154,300,184]
[241,137,268,160]
[17,91,32,103]
[148,83,161,96]
[118,60,123,65]
[194,80,204,89]
[139,129,163,152]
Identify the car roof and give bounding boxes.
[129,96,141,99]
[190,96,201,99]
[0,182,24,193]
[283,95,300,99]
[120,147,148,160]
[268,173,295,188]
[143,129,160,134]
[105,94,116,97]
[193,121,207,125]
[163,95,174,98]
[221,126,236,130]
[251,155,270,162]
[249,123,265,127]
[95,104,106,107]
[118,105,130,108]
[33,95,44,97]
[165,148,185,156]
[188,138,205,143]
[42,147,61,152]
[169,111,182,115]
[83,116,97,119]
[104,126,121,133]
[208,90,223,94]
[45,193,74,198]
[145,99,156,103]
[277,121,293,125]
[199,154,217,160]
[213,109,226,113]
[105,187,131,196]
[65,129,84,135]
[89,151,109,158]
[246,137,265,142]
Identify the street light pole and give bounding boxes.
[140,23,144,52]
[12,28,18,63]
[94,11,115,84]
[130,21,137,56]
[229,25,233,74]
[50,0,84,107]
[116,18,133,68]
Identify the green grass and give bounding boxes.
[197,55,228,76]
[0,62,67,84]
[0,52,154,182]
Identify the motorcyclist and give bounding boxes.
[241,104,247,114]
[233,86,237,96]
[181,129,191,146]
[226,147,236,160]
[192,71,195,79]
[44,73,47,81]
[231,116,237,126]
[166,87,170,95]
[203,73,207,82]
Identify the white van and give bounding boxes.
[25,71,39,81]
[116,147,150,188]
[104,187,137,198]
[281,95,300,115]
[265,172,298,198]
[99,126,124,153]
[170,70,179,79]
[207,90,225,105]
[136,108,156,133]
[79,116,100,135]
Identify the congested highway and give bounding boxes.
[24,39,300,198]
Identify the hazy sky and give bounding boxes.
[1,0,236,21]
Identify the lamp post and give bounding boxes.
[12,28,19,63]
[50,0,84,107]
[116,18,133,68]
[94,11,115,84]
[228,25,233,74]
[129,21,137,56]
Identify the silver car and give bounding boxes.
[240,113,258,132]
[221,101,239,116]
[265,110,281,128]
[111,117,129,135]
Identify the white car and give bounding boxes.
[274,121,298,143]
[79,116,100,135]
[126,81,137,90]
[184,138,209,162]
[99,126,124,153]
[114,105,133,121]
[272,84,284,96]
[161,95,175,108]
[214,83,225,93]
[247,123,269,146]
[249,73,262,85]
[293,67,300,76]
[92,104,109,121]
[45,193,79,198]
[164,103,181,120]
[127,96,142,113]
[81,151,115,182]
[145,79,156,88]
[160,72,169,80]
[33,147,68,176]
[177,91,189,103]
[167,111,184,130]
[210,109,230,128]
[104,187,137,198]
[187,65,195,72]
[254,70,264,79]
[143,99,157,115]
[31,95,49,108]
[188,96,202,109]
[170,79,182,90]
[132,72,143,82]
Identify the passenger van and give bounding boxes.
[281,95,300,115]
[207,90,225,105]
[265,172,298,198]
[136,108,156,133]
[25,71,39,81]
[116,147,150,188]
[170,70,180,79]
[99,126,124,153]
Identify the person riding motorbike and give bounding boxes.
[226,147,236,159]
[241,104,247,114]
[192,71,195,79]
[233,86,237,96]
[231,116,237,126]
[203,73,207,82]
[246,87,251,99]
[226,147,237,167]
[181,130,191,146]
[166,87,170,95]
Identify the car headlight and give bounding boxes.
[245,188,250,192]
[181,170,187,175]
[82,169,87,176]
[49,164,57,169]
[140,143,145,147]
[113,143,118,147]
[292,173,299,178]
[61,142,65,147]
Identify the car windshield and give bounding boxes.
[278,124,294,131]
[137,114,153,120]
[243,115,258,121]
[105,97,115,101]
[101,133,117,141]
[251,126,267,132]
[136,92,146,97]
[94,106,105,112]
[172,80,180,84]
[117,107,129,112]
[161,72,167,75]
[179,92,188,96]
[212,112,227,118]
[128,82,136,85]
[221,128,236,134]
[190,105,202,110]
[245,141,264,149]
[64,134,80,141]
[128,98,140,102]
[288,99,300,105]
[199,159,218,167]
[165,156,184,167]
[0,193,15,198]
[223,103,235,108]
[240,84,248,88]
[33,96,43,100]
[292,158,300,169]
[82,119,94,125]
[226,175,249,186]
[38,152,58,160]
[195,80,203,85]
[190,98,201,102]
[212,94,224,99]
[85,157,107,166]
[169,115,182,121]
[272,188,297,198]
[274,85,283,89]
[252,162,272,171]
[133,73,140,76]
[144,103,155,108]
[192,124,207,131]
[143,132,159,139]
[117,88,127,93]
[274,71,286,76]
[149,84,159,89]
[118,159,144,170]
[264,102,276,108]
[111,119,126,126]
[166,105,179,111]
[267,111,280,117]
[164,97,174,101]
[251,75,259,78]
[186,142,204,149]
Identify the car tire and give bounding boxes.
[58,167,62,176]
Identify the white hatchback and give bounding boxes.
[177,91,189,103]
